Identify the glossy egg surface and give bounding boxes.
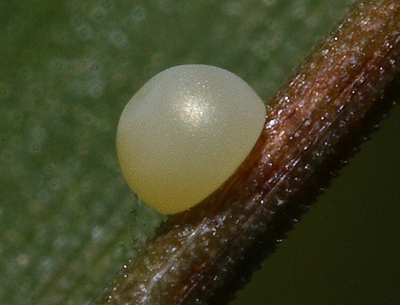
[117,64,266,214]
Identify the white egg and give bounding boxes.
[116,64,266,214]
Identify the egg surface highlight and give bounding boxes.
[117,64,266,214]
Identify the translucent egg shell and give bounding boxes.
[116,64,266,214]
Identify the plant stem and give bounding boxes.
[94,0,400,304]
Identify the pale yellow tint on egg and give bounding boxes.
[117,65,266,214]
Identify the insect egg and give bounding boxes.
[116,64,266,214]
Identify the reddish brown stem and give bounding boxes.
[95,1,400,304]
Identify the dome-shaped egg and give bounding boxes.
[116,64,266,214]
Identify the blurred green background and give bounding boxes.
[1,0,399,304]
